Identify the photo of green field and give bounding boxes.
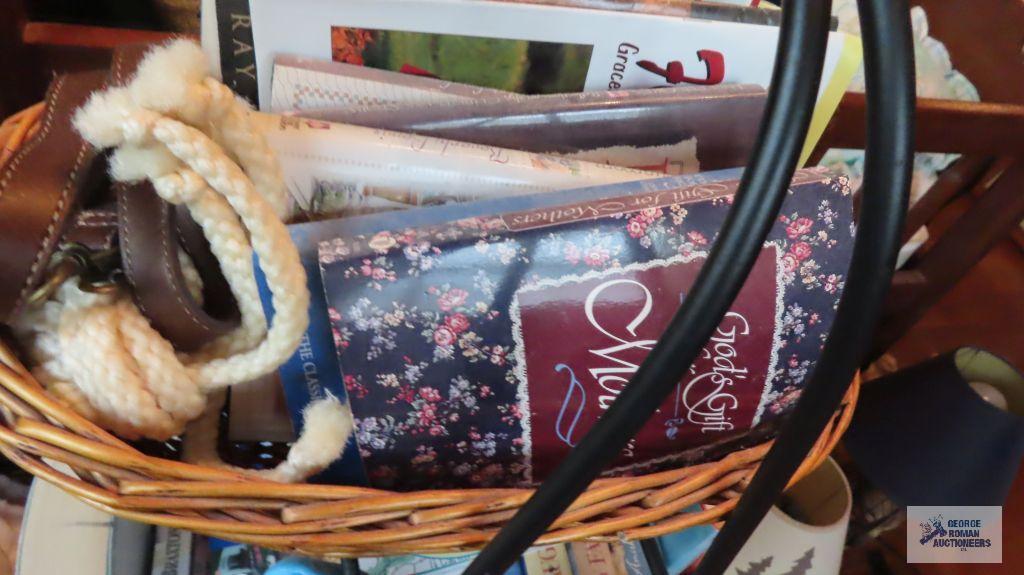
[330,27,593,94]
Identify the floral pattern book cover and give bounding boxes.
[318,167,854,489]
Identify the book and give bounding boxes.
[653,506,717,574]
[149,531,348,574]
[251,113,657,219]
[254,119,658,484]
[277,169,733,486]
[316,167,854,489]
[111,517,153,575]
[270,55,511,113]
[570,542,627,575]
[503,1,837,29]
[283,79,767,174]
[616,542,653,575]
[524,545,573,575]
[257,174,734,486]
[154,530,530,575]
[17,478,113,575]
[202,0,860,161]
[151,526,192,575]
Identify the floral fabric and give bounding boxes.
[319,168,854,489]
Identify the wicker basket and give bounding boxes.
[0,105,859,558]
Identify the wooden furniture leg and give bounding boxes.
[870,160,1024,360]
[900,156,992,244]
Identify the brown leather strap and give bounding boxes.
[0,44,241,349]
[63,207,119,250]
[174,204,239,319]
[0,72,108,321]
[117,182,240,352]
[110,44,240,351]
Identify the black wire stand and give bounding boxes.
[465,0,915,573]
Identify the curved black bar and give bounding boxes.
[695,0,916,573]
[463,2,832,573]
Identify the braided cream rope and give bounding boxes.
[12,41,350,482]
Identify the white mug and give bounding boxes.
[725,457,851,575]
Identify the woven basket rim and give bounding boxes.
[0,105,858,557]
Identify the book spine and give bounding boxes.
[620,541,654,575]
[215,0,260,106]
[524,544,574,575]
[254,253,369,485]
[150,527,193,575]
[570,542,627,575]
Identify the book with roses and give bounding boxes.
[316,167,855,489]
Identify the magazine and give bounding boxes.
[315,167,854,489]
[270,55,513,113]
[274,68,766,174]
[202,0,860,162]
[251,113,657,219]
[505,0,837,30]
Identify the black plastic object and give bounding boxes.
[464,1,834,573]
[845,348,1024,507]
[695,0,915,571]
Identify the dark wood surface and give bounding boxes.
[913,0,1024,106]
[806,0,1024,364]
[815,93,1024,157]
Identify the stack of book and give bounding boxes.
[192,1,861,562]
[19,2,865,574]
[16,477,715,574]
[147,529,669,575]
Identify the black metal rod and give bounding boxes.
[464,2,832,573]
[694,0,915,572]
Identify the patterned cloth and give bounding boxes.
[319,169,855,489]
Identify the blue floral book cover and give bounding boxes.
[258,170,736,485]
[317,167,853,489]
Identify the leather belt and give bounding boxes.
[0,71,108,321]
[110,44,240,351]
[0,43,241,351]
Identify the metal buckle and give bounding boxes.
[25,243,124,307]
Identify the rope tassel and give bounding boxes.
[13,40,350,483]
